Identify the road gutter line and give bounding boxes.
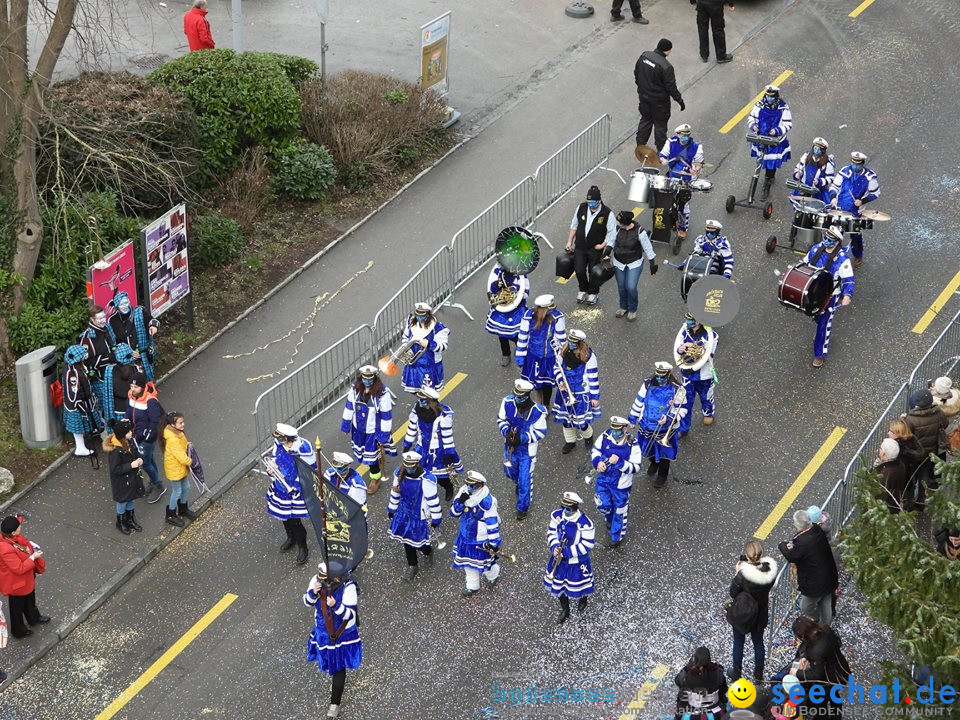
[849,0,876,18]
[911,268,960,334]
[719,70,794,135]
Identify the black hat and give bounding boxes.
[616,210,635,225]
[910,389,933,410]
[586,185,601,200]
[110,418,133,438]
[657,38,673,53]
[1,515,21,535]
[131,371,148,387]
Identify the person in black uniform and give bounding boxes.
[691,0,735,64]
[634,39,685,153]
[611,0,649,24]
[564,186,615,306]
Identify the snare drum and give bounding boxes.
[650,174,679,192]
[777,263,834,316]
[789,198,828,248]
[681,253,721,301]
[689,178,713,193]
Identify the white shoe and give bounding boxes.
[585,294,598,305]
[73,447,94,457]
[576,291,586,304]
[327,704,340,719]
[615,309,627,318]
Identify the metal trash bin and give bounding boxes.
[15,345,62,449]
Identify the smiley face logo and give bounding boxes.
[728,678,757,708]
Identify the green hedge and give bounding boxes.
[271,141,337,200]
[191,213,243,270]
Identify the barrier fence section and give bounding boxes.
[252,325,374,454]
[533,114,611,215]
[370,247,455,363]
[908,309,960,394]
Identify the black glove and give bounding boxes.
[387,512,394,520]
[678,99,686,112]
[649,260,659,275]
[690,0,697,4]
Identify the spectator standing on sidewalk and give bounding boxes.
[0,515,49,639]
[778,509,838,625]
[105,419,146,535]
[184,0,215,51]
[931,376,960,419]
[611,0,649,24]
[159,412,198,527]
[634,39,685,153]
[887,419,925,502]
[873,437,907,513]
[903,388,948,508]
[726,539,778,682]
[126,372,166,504]
[691,0,735,64]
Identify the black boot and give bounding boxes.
[116,513,132,535]
[178,501,197,520]
[124,510,143,532]
[556,595,571,625]
[583,437,592,450]
[294,524,309,565]
[753,665,764,681]
[404,564,419,582]
[561,442,577,454]
[577,596,588,612]
[296,543,309,565]
[279,522,296,553]
[165,507,185,527]
[646,460,658,476]
[726,666,742,681]
[760,178,773,200]
[438,478,454,503]
[654,461,669,489]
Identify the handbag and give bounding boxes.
[726,587,759,633]
[0,604,8,649]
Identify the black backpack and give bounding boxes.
[725,587,759,633]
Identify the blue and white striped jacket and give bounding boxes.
[547,509,595,565]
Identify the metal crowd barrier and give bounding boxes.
[908,310,960,394]
[251,324,374,453]
[533,114,612,215]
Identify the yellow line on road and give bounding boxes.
[94,593,238,720]
[849,0,876,18]
[556,275,572,284]
[618,663,671,720]
[912,268,960,334]
[358,371,468,477]
[632,207,645,218]
[755,426,847,540]
[719,70,794,135]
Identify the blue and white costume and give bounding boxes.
[674,322,719,434]
[387,466,442,547]
[403,401,463,482]
[516,308,566,391]
[543,508,595,598]
[829,160,879,261]
[450,481,502,591]
[691,232,734,279]
[498,390,548,514]
[107,292,158,381]
[323,466,368,510]
[748,99,792,170]
[552,345,601,431]
[591,428,644,543]
[628,376,687,463]
[304,577,362,675]
[659,133,704,235]
[400,314,450,393]
[484,266,529,338]
[792,151,836,204]
[341,381,395,466]
[265,436,316,520]
[805,239,855,360]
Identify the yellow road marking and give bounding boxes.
[632,207,645,218]
[849,0,876,18]
[556,275,572,284]
[755,426,847,540]
[358,371,468,477]
[618,663,671,719]
[719,70,794,135]
[912,268,960,334]
[94,593,238,720]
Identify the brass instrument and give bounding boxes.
[550,338,579,412]
[657,384,687,447]
[488,281,520,311]
[676,342,706,371]
[377,321,431,375]
[484,541,517,564]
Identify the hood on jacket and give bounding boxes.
[103,434,128,453]
[739,556,779,586]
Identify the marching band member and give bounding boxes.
[674,313,719,435]
[62,344,102,456]
[80,304,115,419]
[563,185,615,305]
[303,562,362,720]
[400,302,450,393]
[387,451,442,581]
[828,150,880,267]
[748,84,792,200]
[516,294,567,409]
[805,226,854,368]
[791,137,835,204]
[498,379,548,520]
[403,386,464,502]
[628,362,687,488]
[324,452,368,509]
[658,124,703,239]
[450,471,502,597]
[591,417,644,547]
[553,329,601,454]
[691,219,734,279]
[267,422,317,565]
[485,264,529,366]
[341,365,395,494]
[544,492,595,624]
[107,291,159,381]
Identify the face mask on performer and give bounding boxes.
[705,230,718,240]
[415,312,430,325]
[764,93,777,106]
[686,318,697,330]
[514,393,532,408]
[610,428,624,441]
[822,235,837,248]
[678,134,691,146]
[117,297,131,314]
[362,376,375,388]
[567,339,579,351]
[654,374,668,386]
[850,164,864,174]
[563,506,577,517]
[812,146,824,158]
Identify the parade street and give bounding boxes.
[2,0,959,718]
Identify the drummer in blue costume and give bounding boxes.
[400,302,450,393]
[747,84,792,201]
[658,123,703,240]
[450,471,502,597]
[303,561,362,720]
[791,137,835,204]
[828,150,880,267]
[485,263,529,367]
[544,491,595,624]
[690,219,734,279]
[516,294,566,409]
[805,226,854,369]
[266,422,316,565]
[387,451,442,581]
[552,329,601,455]
[628,362,687,489]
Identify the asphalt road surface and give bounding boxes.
[4,0,959,719]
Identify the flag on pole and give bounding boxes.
[315,0,329,24]
[294,457,368,575]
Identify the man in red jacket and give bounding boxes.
[0,515,49,639]
[183,0,215,51]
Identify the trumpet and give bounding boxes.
[656,385,687,447]
[484,541,517,564]
[377,327,429,375]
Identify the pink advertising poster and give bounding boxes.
[88,240,138,317]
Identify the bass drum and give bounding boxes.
[680,253,721,301]
[777,263,834,316]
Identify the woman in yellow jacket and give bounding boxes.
[158,412,197,527]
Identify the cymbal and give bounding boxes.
[826,209,856,220]
[634,144,658,165]
[861,209,892,221]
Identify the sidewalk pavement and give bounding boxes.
[1,0,789,687]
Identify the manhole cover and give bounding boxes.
[129,53,170,70]
[565,1,594,18]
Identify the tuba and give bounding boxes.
[495,226,541,275]
[676,342,706,371]
[488,275,521,312]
